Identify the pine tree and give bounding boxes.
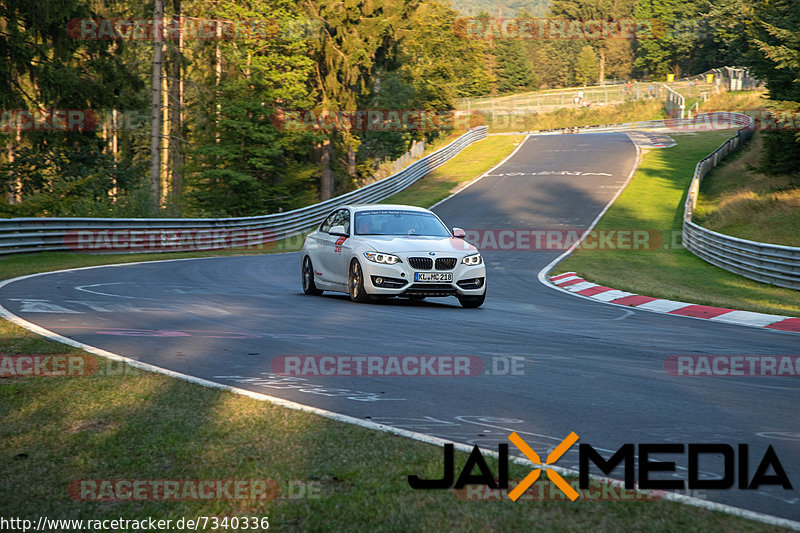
[0,0,148,216]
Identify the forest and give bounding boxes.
[1,0,798,218]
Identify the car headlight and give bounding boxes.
[462,253,482,265]
[364,251,402,265]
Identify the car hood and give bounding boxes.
[356,235,477,254]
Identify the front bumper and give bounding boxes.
[361,256,486,297]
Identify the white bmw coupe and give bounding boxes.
[301,205,486,308]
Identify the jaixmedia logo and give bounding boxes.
[408,433,793,501]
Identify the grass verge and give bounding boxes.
[483,99,667,132]
[383,135,525,207]
[557,130,800,317]
[694,132,800,246]
[698,90,769,113]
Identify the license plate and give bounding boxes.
[414,272,453,282]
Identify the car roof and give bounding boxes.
[346,204,432,213]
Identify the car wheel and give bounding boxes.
[349,259,371,303]
[302,256,323,295]
[458,291,485,308]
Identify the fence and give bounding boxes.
[457,82,658,116]
[682,114,800,290]
[456,66,759,119]
[0,127,488,256]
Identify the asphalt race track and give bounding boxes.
[2,132,798,522]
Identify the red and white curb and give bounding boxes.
[550,272,800,334]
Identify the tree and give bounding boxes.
[746,0,800,101]
[188,80,318,216]
[303,0,418,200]
[186,0,318,216]
[604,40,634,80]
[699,0,753,71]
[634,0,709,78]
[532,41,580,88]
[575,45,600,86]
[401,2,492,103]
[0,141,149,217]
[149,0,164,208]
[495,39,537,93]
[549,0,637,83]
[0,0,148,216]
[744,0,800,178]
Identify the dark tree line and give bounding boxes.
[1,0,798,218]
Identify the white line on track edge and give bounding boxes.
[0,171,798,531]
[536,132,642,291]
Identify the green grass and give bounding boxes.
[383,135,525,208]
[694,132,800,246]
[558,130,800,317]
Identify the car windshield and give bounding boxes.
[354,210,451,237]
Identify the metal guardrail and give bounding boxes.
[682,113,800,290]
[0,126,488,255]
[663,84,685,119]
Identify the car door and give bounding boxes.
[326,208,353,286]
[315,209,351,287]
[308,212,337,286]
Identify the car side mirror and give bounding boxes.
[452,227,466,238]
[329,225,348,236]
